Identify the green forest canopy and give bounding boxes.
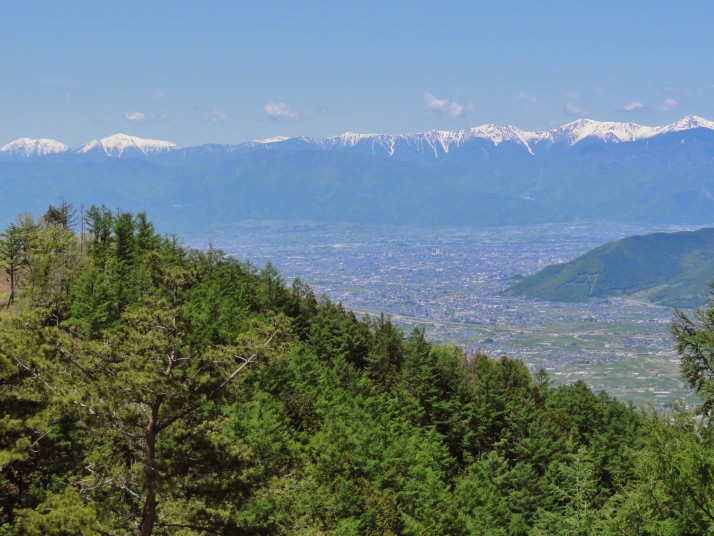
[2,204,714,535]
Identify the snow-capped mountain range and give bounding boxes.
[1,116,713,159]
[2,116,714,232]
[0,133,180,159]
[299,115,714,157]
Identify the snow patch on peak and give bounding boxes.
[398,125,539,156]
[310,132,398,156]
[540,116,714,146]
[333,132,384,145]
[254,136,289,145]
[660,115,714,133]
[76,133,180,156]
[301,115,714,157]
[542,119,660,145]
[468,124,540,154]
[0,137,68,157]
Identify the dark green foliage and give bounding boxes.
[84,204,113,260]
[183,248,256,346]
[41,202,76,231]
[1,205,714,534]
[367,314,405,392]
[672,301,714,415]
[134,212,161,255]
[68,268,116,337]
[0,224,26,306]
[308,300,370,368]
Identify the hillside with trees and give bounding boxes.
[506,227,714,308]
[2,205,714,534]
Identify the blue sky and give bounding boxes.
[2,1,713,146]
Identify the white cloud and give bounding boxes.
[202,109,229,122]
[124,111,148,124]
[448,101,464,118]
[660,98,679,111]
[423,92,469,118]
[123,111,166,124]
[564,102,590,117]
[424,92,449,111]
[264,101,301,120]
[153,89,168,99]
[621,101,644,112]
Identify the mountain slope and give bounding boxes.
[2,115,713,161]
[1,117,714,231]
[75,133,181,157]
[505,227,714,307]
[0,137,68,158]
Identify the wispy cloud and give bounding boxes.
[153,89,168,99]
[424,92,447,110]
[448,101,465,118]
[264,101,301,121]
[660,98,679,111]
[124,111,148,124]
[620,101,644,113]
[423,92,470,118]
[564,102,590,117]
[202,109,229,122]
[123,111,166,124]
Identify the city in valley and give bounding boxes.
[188,220,704,407]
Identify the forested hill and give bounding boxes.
[3,205,714,534]
[506,227,714,308]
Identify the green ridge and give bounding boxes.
[505,227,714,307]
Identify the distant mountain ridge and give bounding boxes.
[2,115,713,159]
[505,227,714,308]
[0,137,69,157]
[288,115,714,157]
[2,116,714,231]
[75,133,180,157]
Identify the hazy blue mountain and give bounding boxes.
[2,116,714,231]
[505,227,714,308]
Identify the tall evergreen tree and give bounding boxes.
[0,225,24,306]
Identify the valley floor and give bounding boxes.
[187,219,706,407]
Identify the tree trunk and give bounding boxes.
[6,265,15,308]
[139,401,161,536]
